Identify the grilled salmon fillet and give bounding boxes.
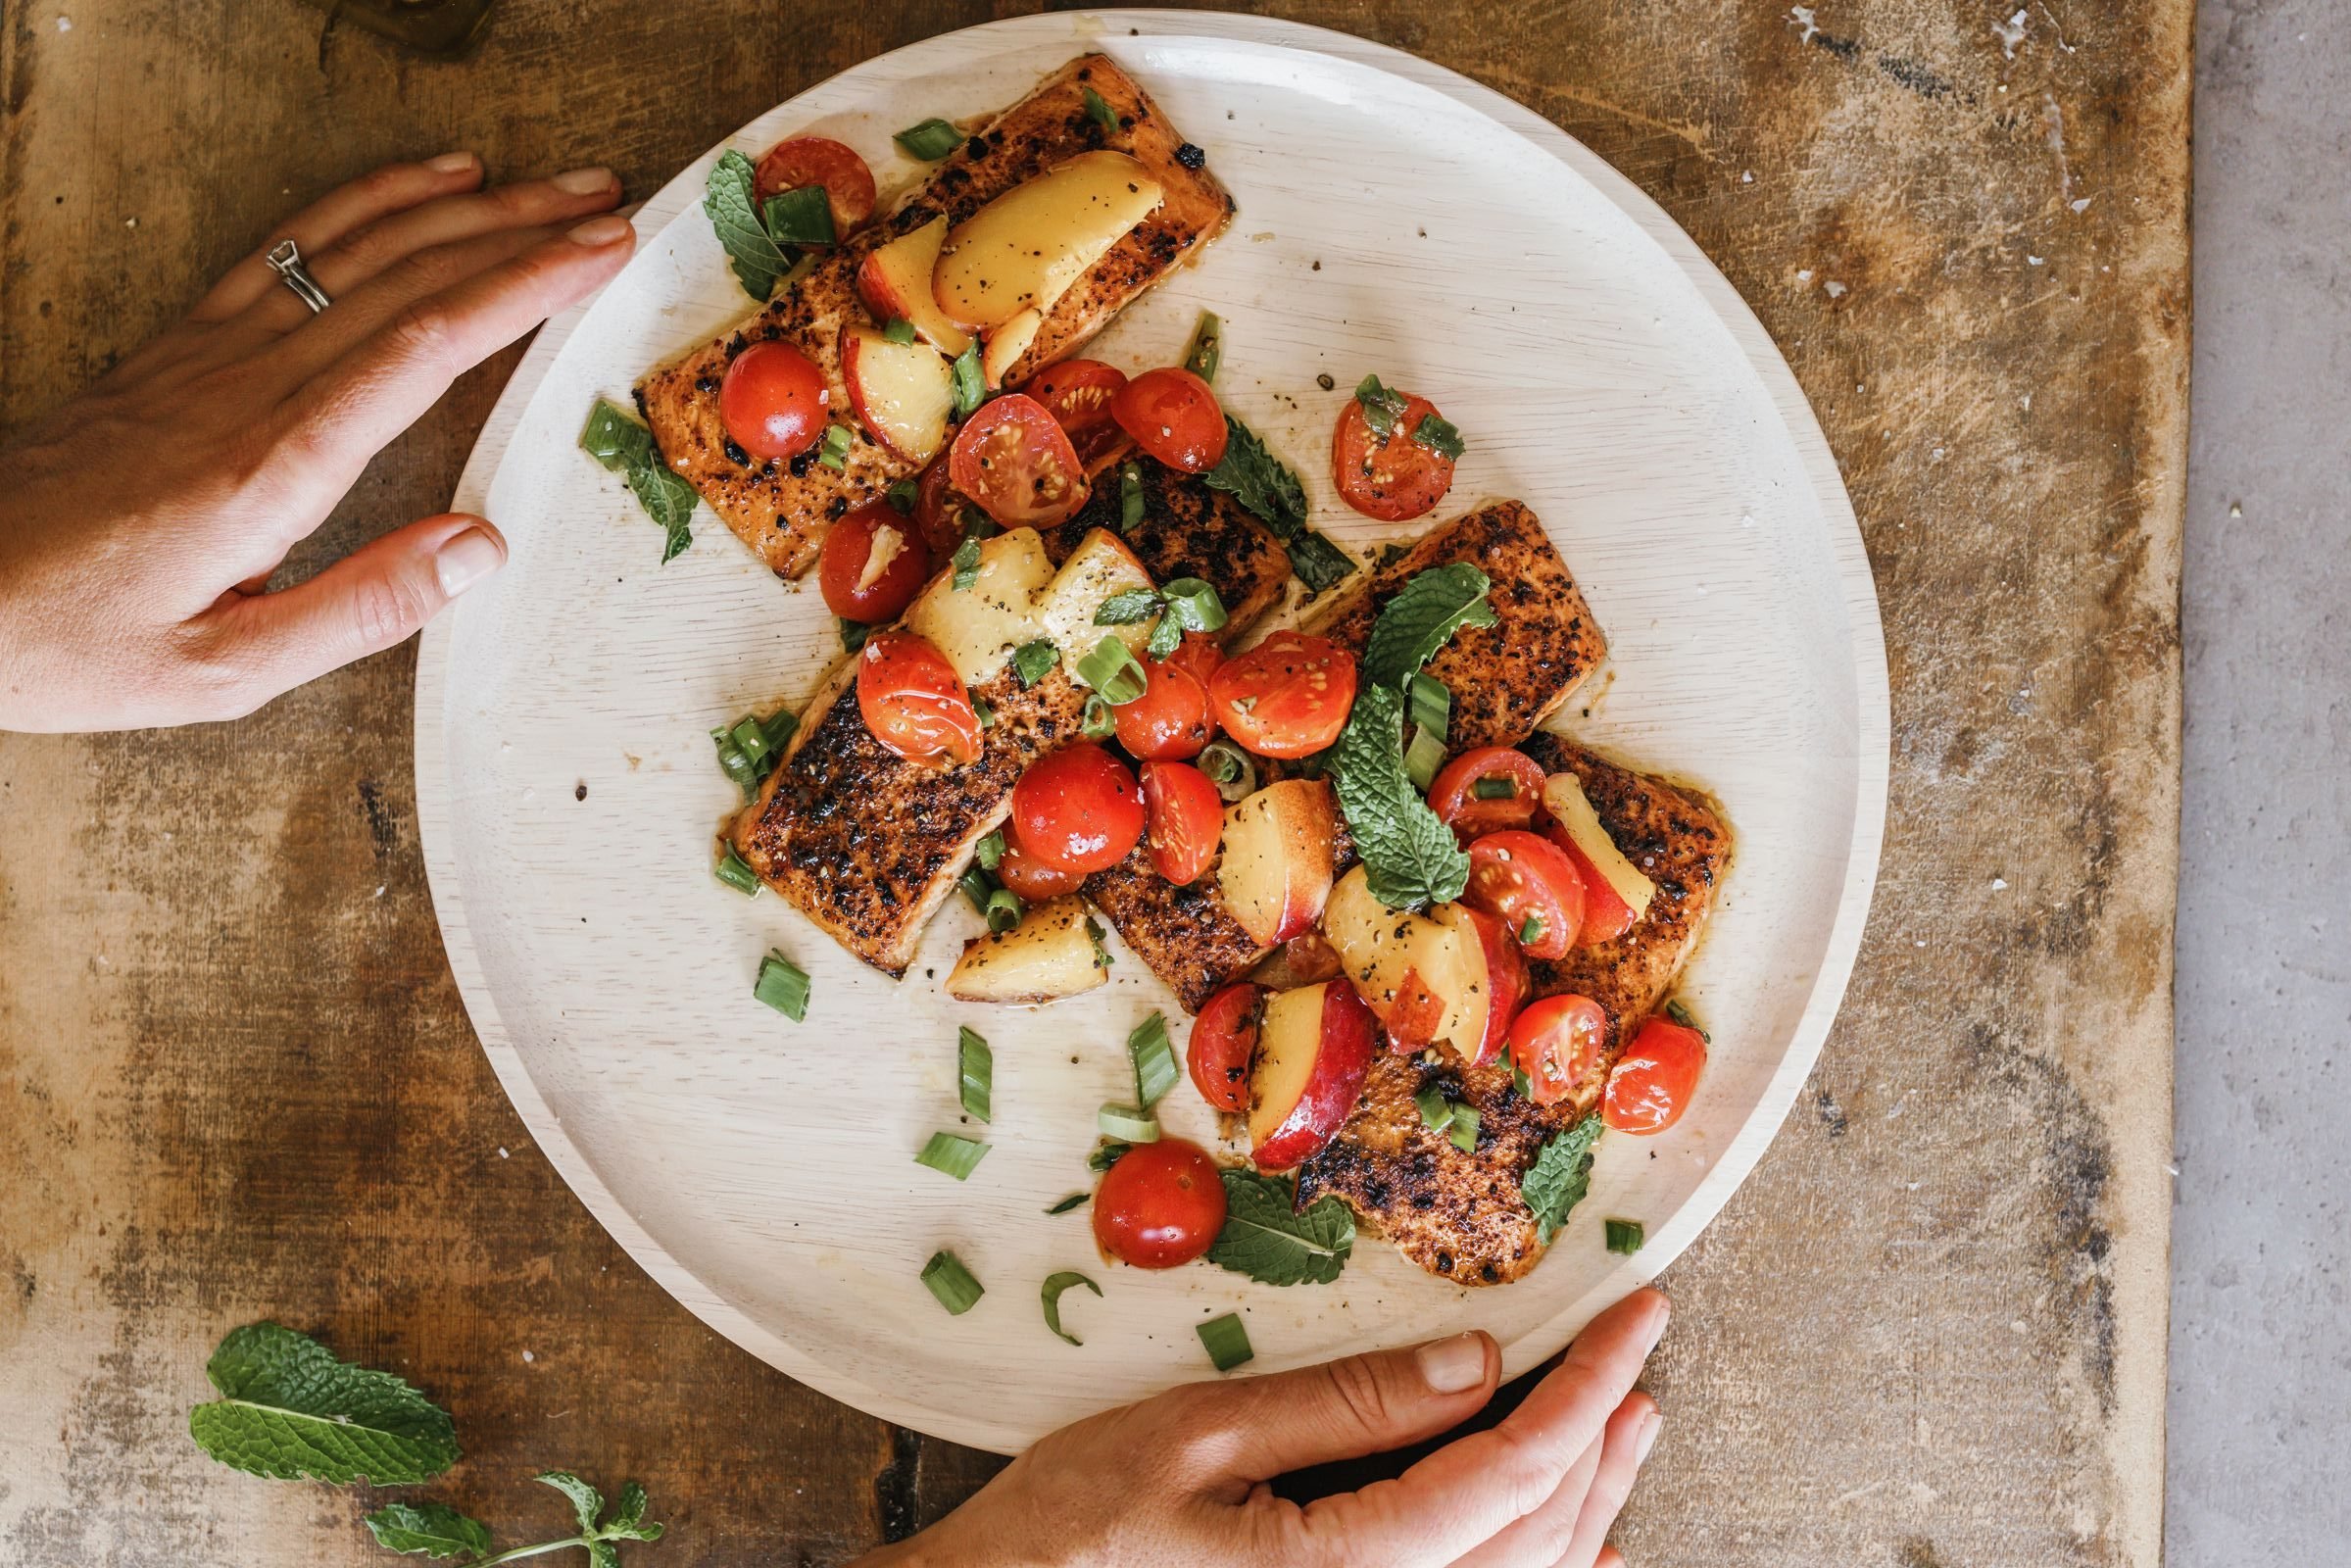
[1086,500,1608,1011]
[637,55,1235,578]
[1296,738,1730,1286]
[1044,458,1292,635]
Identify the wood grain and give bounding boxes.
[0,3,2182,1566]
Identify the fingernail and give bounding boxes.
[1644,1291,1672,1350]
[553,166,616,195]
[425,151,478,173]
[567,214,632,246]
[1415,1332,1488,1394]
[435,526,505,596]
[1635,1409,1662,1465]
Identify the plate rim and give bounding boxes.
[415,7,1889,1454]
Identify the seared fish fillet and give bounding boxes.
[1087,500,1607,1011]
[1045,458,1293,636]
[1296,739,1730,1286]
[638,55,1235,578]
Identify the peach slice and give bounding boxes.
[1248,980,1378,1171]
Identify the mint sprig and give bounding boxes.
[1361,562,1497,689]
[581,399,696,563]
[1205,1167,1356,1285]
[187,1322,459,1485]
[1328,684,1471,908]
[1521,1114,1604,1245]
[362,1474,663,1565]
[704,149,790,299]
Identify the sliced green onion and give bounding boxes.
[1118,462,1145,533]
[1447,1103,1481,1154]
[1196,1312,1253,1372]
[1181,310,1222,382]
[952,530,984,591]
[1287,530,1359,594]
[914,1131,991,1181]
[761,184,835,247]
[951,341,986,418]
[920,1250,982,1315]
[817,422,854,471]
[1407,672,1451,740]
[1411,411,1467,460]
[1198,740,1257,803]
[711,728,760,796]
[1159,577,1228,636]
[1354,373,1409,438]
[1604,1218,1645,1255]
[1519,912,1546,947]
[958,864,994,915]
[894,118,963,161]
[985,887,1024,934]
[882,317,917,346]
[1414,1084,1452,1133]
[1082,694,1117,739]
[1098,1103,1160,1143]
[1083,85,1118,133]
[1077,635,1148,705]
[1511,1055,1534,1101]
[1403,724,1446,792]
[973,695,996,728]
[1474,775,1516,800]
[886,476,919,513]
[1086,913,1113,970]
[1665,999,1712,1042]
[714,842,761,896]
[1011,638,1060,688]
[1094,588,1161,625]
[974,830,1005,871]
[1128,1011,1177,1109]
[1088,1140,1132,1172]
[1040,1270,1102,1346]
[753,950,809,1021]
[840,616,874,654]
[711,707,797,800]
[1045,1192,1090,1215]
[958,1026,993,1123]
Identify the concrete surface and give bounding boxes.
[2168,0,2351,1560]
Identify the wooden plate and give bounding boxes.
[416,10,1886,1453]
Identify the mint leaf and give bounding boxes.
[188,1322,459,1485]
[1362,563,1497,688]
[589,1544,620,1568]
[1206,1168,1355,1285]
[364,1501,494,1560]
[538,1471,603,1533]
[1522,1114,1604,1245]
[1094,588,1161,625]
[704,148,790,299]
[609,1482,654,1536]
[1201,416,1308,536]
[582,398,695,563]
[1329,684,1471,908]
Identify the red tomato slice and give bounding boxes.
[1028,359,1127,437]
[855,630,981,767]
[1110,367,1228,472]
[1010,743,1144,875]
[908,454,974,557]
[996,834,1087,901]
[1206,631,1357,760]
[1140,760,1223,886]
[1188,982,1263,1112]
[948,394,1091,527]
[1603,1015,1707,1134]
[1508,994,1608,1107]
[1332,389,1456,521]
[1428,747,1547,842]
[752,135,877,237]
[1164,631,1224,691]
[1093,1138,1228,1268]
[1544,828,1638,946]
[719,340,830,462]
[1464,831,1587,962]
[1113,657,1215,760]
[818,501,930,622]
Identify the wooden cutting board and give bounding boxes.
[0,3,2183,1564]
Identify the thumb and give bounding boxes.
[1176,1330,1499,1485]
[214,513,506,703]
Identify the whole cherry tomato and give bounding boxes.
[948,394,1091,527]
[1332,386,1457,521]
[1603,1015,1707,1134]
[720,340,830,462]
[1428,747,1548,842]
[1010,743,1145,875]
[1111,367,1228,472]
[1188,982,1263,1112]
[1206,631,1356,760]
[1464,831,1588,962]
[818,501,930,622]
[855,630,982,767]
[1112,655,1216,760]
[1093,1138,1228,1268]
[1140,760,1224,886]
[996,833,1088,900]
[1508,993,1609,1108]
[752,135,877,236]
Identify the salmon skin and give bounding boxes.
[637,54,1235,578]
[1296,738,1730,1286]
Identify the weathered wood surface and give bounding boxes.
[0,3,2183,1564]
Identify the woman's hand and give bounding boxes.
[0,154,636,731]
[862,1288,1668,1568]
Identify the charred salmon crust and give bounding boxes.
[1046,459,1292,635]
[1295,737,1729,1286]
[637,54,1234,579]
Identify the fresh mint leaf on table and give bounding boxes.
[361,1501,493,1559]
[1329,683,1471,908]
[1206,1167,1356,1285]
[362,1473,664,1564]
[186,1321,460,1485]
[1361,562,1498,689]
[1521,1114,1604,1246]
[704,148,790,299]
[1200,416,1357,594]
[580,399,696,563]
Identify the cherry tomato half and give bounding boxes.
[752,135,877,237]
[1164,631,1224,691]
[996,833,1088,901]
[1206,631,1357,760]
[1188,982,1263,1112]
[1508,993,1608,1108]
[818,501,930,622]
[1429,747,1548,842]
[1543,825,1639,947]
[719,339,830,462]
[909,454,973,558]
[1464,831,1587,962]
[1011,742,1145,875]
[948,394,1091,527]
[1094,1138,1228,1268]
[1140,760,1224,886]
[1603,1015,1707,1134]
[1111,367,1228,472]
[855,630,982,767]
[1028,359,1128,438]
[1333,388,1456,522]
[1113,656,1216,760]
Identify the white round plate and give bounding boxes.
[416,10,1886,1452]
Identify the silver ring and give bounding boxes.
[266,238,332,314]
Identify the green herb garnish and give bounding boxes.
[914,1131,991,1181]
[1011,638,1059,688]
[958,1026,993,1122]
[1353,372,1410,438]
[1040,1271,1102,1347]
[1198,416,1354,591]
[839,615,873,654]
[1475,776,1516,800]
[920,1250,983,1315]
[958,864,994,916]
[713,842,760,896]
[1521,1114,1603,1245]
[580,398,696,562]
[974,830,1005,870]
[880,316,917,346]
[1152,577,1227,658]
[1045,1192,1090,1215]
[1097,1103,1160,1143]
[710,705,795,800]
[886,476,919,513]
[1604,1218,1645,1255]
[1328,684,1470,909]
[1407,671,1451,741]
[1094,588,1160,625]
[816,422,855,471]
[1403,723,1446,792]
[1086,913,1112,970]
[1198,739,1256,802]
[1415,1084,1453,1133]
[1181,310,1222,382]
[1205,1167,1355,1286]
[1519,912,1545,946]
[1128,1011,1177,1109]
[1088,1140,1132,1172]
[753,949,810,1021]
[1077,635,1148,705]
[952,530,984,590]
[984,887,1023,933]
[1118,462,1145,533]
[1447,1102,1480,1153]
[703,148,791,299]
[1082,693,1117,738]
[366,1472,663,1565]
[760,184,835,248]
[1083,85,1118,133]
[188,1322,459,1484]
[1362,563,1497,688]
[951,340,986,418]
[1196,1312,1253,1372]
[1665,999,1711,1042]
[894,118,963,161]
[1411,411,1466,460]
